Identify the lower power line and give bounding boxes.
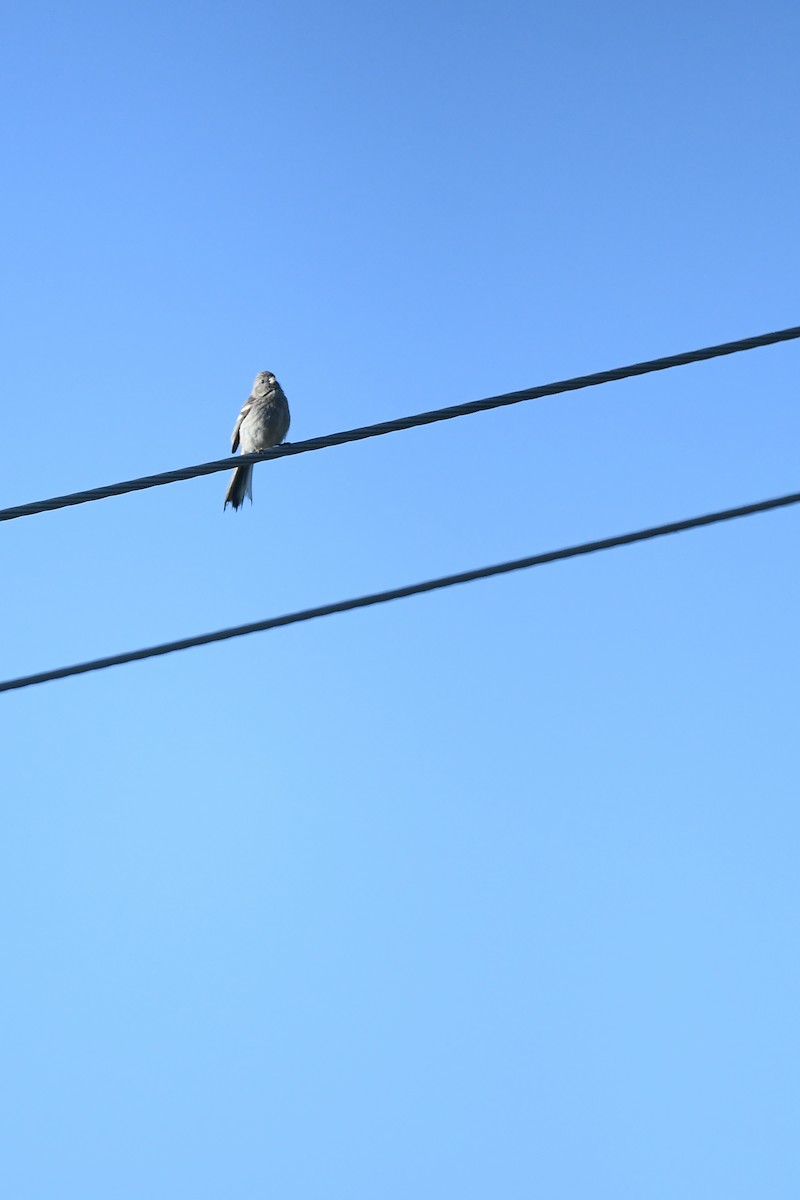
[2,486,798,693]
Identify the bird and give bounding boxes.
[224,371,290,511]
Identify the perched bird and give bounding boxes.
[224,371,290,511]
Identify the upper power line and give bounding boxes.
[2,324,798,524]
[2,484,798,692]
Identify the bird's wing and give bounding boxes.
[231,398,253,453]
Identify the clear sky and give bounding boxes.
[2,1,799,1196]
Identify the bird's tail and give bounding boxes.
[224,463,253,511]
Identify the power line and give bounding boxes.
[3,485,798,693]
[2,324,798,524]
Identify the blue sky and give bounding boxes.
[2,1,799,1195]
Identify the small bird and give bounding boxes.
[224,371,290,511]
